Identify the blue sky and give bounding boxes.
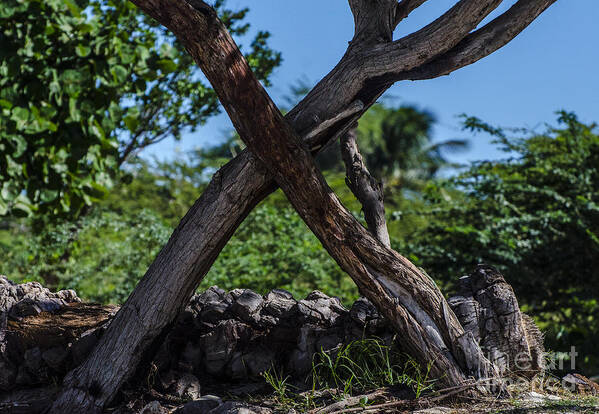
[147,0,599,164]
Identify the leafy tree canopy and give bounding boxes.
[0,0,280,218]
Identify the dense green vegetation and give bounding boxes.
[0,0,279,218]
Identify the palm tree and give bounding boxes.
[358,104,468,192]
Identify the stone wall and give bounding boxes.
[0,277,396,396]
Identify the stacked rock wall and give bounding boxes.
[0,277,395,395]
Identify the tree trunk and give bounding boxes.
[49,0,557,411]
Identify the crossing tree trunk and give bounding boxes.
[49,0,558,412]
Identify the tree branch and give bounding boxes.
[367,0,504,77]
[394,0,428,26]
[349,0,398,43]
[341,124,391,248]
[397,0,559,81]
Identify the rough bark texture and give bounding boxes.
[49,0,558,411]
[340,125,390,248]
[448,265,545,378]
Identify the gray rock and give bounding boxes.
[316,333,342,353]
[140,401,169,414]
[179,341,202,373]
[230,290,263,325]
[228,351,248,379]
[244,346,276,377]
[173,395,222,413]
[288,349,311,376]
[174,373,202,400]
[24,347,43,373]
[42,346,69,371]
[193,286,232,324]
[9,298,43,318]
[15,365,35,385]
[208,401,272,414]
[261,289,296,319]
[0,357,17,390]
[201,319,251,375]
[349,297,379,326]
[297,291,346,326]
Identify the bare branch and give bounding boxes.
[367,0,504,77]
[398,0,558,81]
[394,0,428,26]
[341,124,391,248]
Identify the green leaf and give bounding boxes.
[11,107,30,129]
[0,99,12,109]
[10,136,27,158]
[157,59,177,74]
[69,98,81,122]
[40,189,59,202]
[111,65,128,83]
[76,44,91,57]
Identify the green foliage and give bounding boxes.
[261,338,434,412]
[0,0,280,219]
[0,207,171,303]
[202,202,358,301]
[399,111,599,374]
[311,338,434,398]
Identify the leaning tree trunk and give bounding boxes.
[50,0,557,412]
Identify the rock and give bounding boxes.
[23,347,43,373]
[297,291,346,326]
[193,286,232,325]
[0,357,17,390]
[563,373,599,395]
[200,319,251,375]
[0,280,398,396]
[413,408,454,414]
[16,365,36,385]
[230,289,263,325]
[228,352,248,379]
[174,373,202,400]
[288,349,312,376]
[261,289,296,319]
[349,297,378,326]
[42,346,69,371]
[140,401,169,414]
[244,346,276,377]
[208,401,272,414]
[173,395,222,413]
[179,341,202,373]
[9,298,44,318]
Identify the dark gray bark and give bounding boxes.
[49,0,558,411]
[340,125,390,248]
[448,265,545,378]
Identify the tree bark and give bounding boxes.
[49,0,558,411]
[341,125,391,248]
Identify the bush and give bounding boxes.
[398,112,599,374]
